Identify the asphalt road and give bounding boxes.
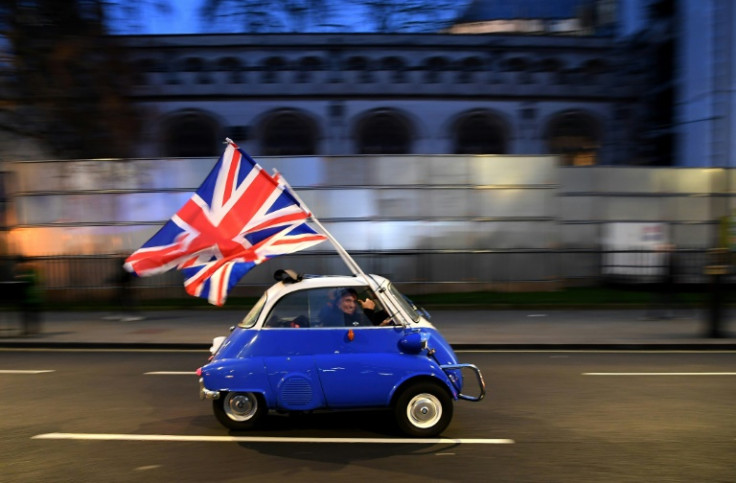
[2,349,735,482]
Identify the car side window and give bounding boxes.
[316,286,387,327]
[264,289,311,328]
[264,286,388,328]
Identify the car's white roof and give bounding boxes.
[255,271,432,329]
[268,273,389,296]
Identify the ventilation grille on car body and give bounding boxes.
[279,376,313,407]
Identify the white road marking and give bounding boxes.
[144,371,196,376]
[0,370,55,374]
[456,350,736,354]
[0,348,205,353]
[583,372,736,376]
[32,433,514,445]
[1,347,732,355]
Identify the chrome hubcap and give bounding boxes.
[223,392,258,422]
[406,393,442,429]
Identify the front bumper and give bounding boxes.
[440,363,486,401]
[199,377,220,400]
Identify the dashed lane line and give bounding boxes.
[144,371,196,375]
[0,370,55,374]
[583,372,736,376]
[32,433,515,445]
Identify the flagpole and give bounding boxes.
[223,139,365,277]
[275,172,410,326]
[274,171,365,278]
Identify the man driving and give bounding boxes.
[320,288,392,327]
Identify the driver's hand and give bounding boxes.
[379,318,394,326]
[358,298,376,310]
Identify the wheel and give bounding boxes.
[394,382,453,437]
[213,392,266,430]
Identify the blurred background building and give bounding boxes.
[1,0,735,301]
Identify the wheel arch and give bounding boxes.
[389,374,455,407]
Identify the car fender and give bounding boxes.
[200,358,271,401]
[388,372,457,407]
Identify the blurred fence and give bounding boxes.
[5,156,736,304]
[0,248,720,303]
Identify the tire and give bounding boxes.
[213,391,266,431]
[394,382,453,437]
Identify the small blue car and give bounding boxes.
[197,270,485,437]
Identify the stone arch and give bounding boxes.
[258,109,320,155]
[353,108,414,155]
[544,110,602,166]
[160,109,221,157]
[451,109,510,154]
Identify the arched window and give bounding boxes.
[262,56,286,83]
[218,57,244,84]
[356,111,412,154]
[133,59,155,85]
[580,59,608,83]
[346,56,372,83]
[295,56,323,83]
[453,112,508,154]
[424,56,448,83]
[162,113,219,157]
[546,111,601,166]
[381,56,406,83]
[503,57,531,83]
[261,111,317,155]
[183,57,211,84]
[538,57,564,83]
[457,56,483,84]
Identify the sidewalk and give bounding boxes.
[0,308,734,349]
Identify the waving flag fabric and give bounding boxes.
[125,140,326,306]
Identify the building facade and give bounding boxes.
[124,32,642,166]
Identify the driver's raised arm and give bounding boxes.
[359,298,392,326]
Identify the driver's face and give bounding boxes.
[338,294,357,314]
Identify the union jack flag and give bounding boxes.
[125,140,326,306]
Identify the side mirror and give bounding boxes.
[398,332,426,354]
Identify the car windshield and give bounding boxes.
[386,282,422,324]
[238,292,267,329]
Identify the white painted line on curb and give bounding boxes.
[583,372,736,376]
[0,370,55,374]
[144,371,196,376]
[32,433,515,445]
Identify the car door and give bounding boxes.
[260,289,327,411]
[314,325,414,408]
[309,286,422,409]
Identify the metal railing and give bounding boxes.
[0,248,723,303]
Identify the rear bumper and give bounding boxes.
[198,377,220,400]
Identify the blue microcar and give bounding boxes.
[197,270,485,437]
